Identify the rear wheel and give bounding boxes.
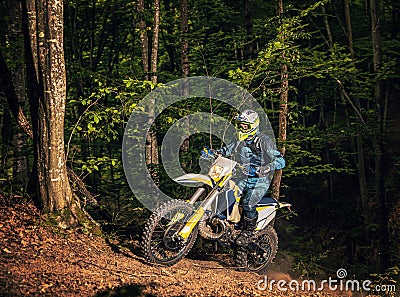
[141,200,198,266]
[234,225,278,274]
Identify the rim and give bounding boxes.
[246,233,273,271]
[149,206,195,263]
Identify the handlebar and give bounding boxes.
[200,148,217,160]
[201,148,274,177]
[237,163,272,177]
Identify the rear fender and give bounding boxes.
[256,198,291,230]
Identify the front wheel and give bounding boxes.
[141,200,199,266]
[234,225,278,274]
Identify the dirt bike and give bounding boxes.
[141,155,291,274]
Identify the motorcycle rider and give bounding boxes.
[204,109,285,246]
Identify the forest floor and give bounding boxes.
[0,198,365,297]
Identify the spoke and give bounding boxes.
[148,204,195,263]
[157,221,168,231]
[151,240,162,251]
[152,229,166,234]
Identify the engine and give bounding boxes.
[198,217,226,240]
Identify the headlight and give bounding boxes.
[209,165,224,180]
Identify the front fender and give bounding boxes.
[174,173,213,187]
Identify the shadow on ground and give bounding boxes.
[94,283,154,297]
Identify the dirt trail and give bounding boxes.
[0,199,343,297]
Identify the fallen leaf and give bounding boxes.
[3,248,11,253]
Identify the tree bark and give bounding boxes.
[243,0,254,60]
[343,0,371,228]
[271,0,288,200]
[344,0,355,58]
[6,0,30,190]
[163,0,178,72]
[135,0,160,172]
[150,0,160,85]
[321,4,333,48]
[31,0,72,212]
[391,0,400,38]
[18,0,99,230]
[0,50,33,139]
[180,0,190,154]
[370,0,390,270]
[135,0,150,80]
[146,0,160,167]
[181,0,189,80]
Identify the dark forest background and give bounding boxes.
[0,0,399,282]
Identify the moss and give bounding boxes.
[69,203,102,236]
[42,200,102,237]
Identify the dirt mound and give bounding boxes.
[0,199,339,297]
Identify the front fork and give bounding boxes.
[178,189,220,239]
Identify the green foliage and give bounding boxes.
[62,0,400,277]
[369,266,399,297]
[1,0,400,281]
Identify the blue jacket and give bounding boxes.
[219,133,285,177]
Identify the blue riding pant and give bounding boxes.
[235,176,270,219]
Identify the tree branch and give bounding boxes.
[335,78,366,124]
[0,49,33,138]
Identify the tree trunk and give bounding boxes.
[344,0,355,58]
[0,50,33,139]
[181,0,189,80]
[343,0,371,228]
[271,0,288,200]
[150,0,160,85]
[391,0,400,38]
[321,4,333,48]
[370,0,390,270]
[135,0,150,80]
[243,0,254,60]
[180,0,190,154]
[163,0,178,72]
[320,2,336,201]
[29,0,72,213]
[146,0,160,167]
[6,0,29,190]
[136,0,160,173]
[20,0,97,229]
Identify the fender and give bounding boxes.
[256,198,292,230]
[174,173,213,187]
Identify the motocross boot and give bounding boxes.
[236,214,258,246]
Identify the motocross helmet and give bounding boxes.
[235,109,260,141]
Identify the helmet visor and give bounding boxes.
[235,122,252,133]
